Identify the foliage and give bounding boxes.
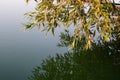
[25,0,120,49]
[57,29,92,51]
[57,28,120,53]
[28,46,120,80]
[28,29,120,80]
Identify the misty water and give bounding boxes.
[0,1,66,80]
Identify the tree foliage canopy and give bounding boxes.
[25,0,120,49]
[28,34,120,80]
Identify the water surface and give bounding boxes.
[0,1,66,80]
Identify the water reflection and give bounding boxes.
[28,30,120,80]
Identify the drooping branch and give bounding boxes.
[25,0,120,49]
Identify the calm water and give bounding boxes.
[0,1,66,80]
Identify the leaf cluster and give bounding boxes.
[25,0,120,49]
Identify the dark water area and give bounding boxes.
[0,1,66,80]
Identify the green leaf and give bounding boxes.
[52,26,55,36]
[24,23,35,29]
